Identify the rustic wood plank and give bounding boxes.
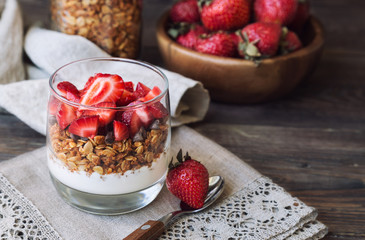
[4,0,365,239]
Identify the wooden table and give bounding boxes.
[1,0,364,239]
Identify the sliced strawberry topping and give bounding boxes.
[124,81,134,92]
[132,82,151,99]
[57,81,81,102]
[113,120,129,141]
[56,103,77,129]
[135,106,154,128]
[121,110,142,137]
[116,90,136,106]
[129,112,143,137]
[83,102,116,126]
[142,86,162,101]
[57,81,79,96]
[68,115,99,138]
[80,73,125,106]
[48,96,61,116]
[149,102,169,119]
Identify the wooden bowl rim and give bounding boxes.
[156,11,325,66]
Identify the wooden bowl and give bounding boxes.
[156,12,325,104]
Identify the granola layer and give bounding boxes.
[49,122,168,175]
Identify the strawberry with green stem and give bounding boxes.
[238,22,282,61]
[166,149,209,209]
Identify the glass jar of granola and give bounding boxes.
[47,58,170,215]
[50,0,142,59]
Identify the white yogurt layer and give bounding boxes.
[47,152,168,195]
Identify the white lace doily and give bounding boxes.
[0,172,327,240]
[0,173,61,240]
[160,176,325,240]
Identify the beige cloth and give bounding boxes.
[0,126,328,239]
[0,0,24,84]
[0,26,210,134]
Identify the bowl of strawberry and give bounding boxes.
[156,0,325,103]
[47,58,171,215]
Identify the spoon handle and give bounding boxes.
[123,220,165,240]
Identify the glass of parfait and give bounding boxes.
[46,58,170,215]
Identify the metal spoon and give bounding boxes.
[123,176,225,240]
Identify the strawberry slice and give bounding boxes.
[132,82,151,99]
[149,102,169,119]
[68,115,99,138]
[121,110,142,137]
[57,81,81,102]
[80,73,125,106]
[48,96,61,116]
[82,102,116,126]
[135,106,154,128]
[129,112,143,137]
[56,103,77,129]
[124,81,134,92]
[113,120,129,141]
[141,86,162,101]
[116,90,136,106]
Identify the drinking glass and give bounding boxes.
[46,58,170,215]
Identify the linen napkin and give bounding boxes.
[0,126,328,239]
[0,26,210,133]
[0,0,24,84]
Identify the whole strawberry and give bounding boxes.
[195,32,236,57]
[238,22,282,59]
[166,150,209,209]
[289,0,310,32]
[170,0,200,23]
[199,0,251,31]
[254,0,298,26]
[176,25,208,49]
[280,27,302,54]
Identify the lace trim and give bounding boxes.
[0,173,61,240]
[0,172,326,240]
[161,176,322,240]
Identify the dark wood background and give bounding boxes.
[1,0,364,239]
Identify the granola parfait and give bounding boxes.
[46,58,171,215]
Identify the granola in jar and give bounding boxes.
[50,0,142,58]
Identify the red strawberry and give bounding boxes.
[117,89,136,106]
[121,107,143,137]
[289,0,310,32]
[48,96,61,116]
[195,32,236,57]
[129,111,143,137]
[199,0,251,31]
[238,22,282,59]
[113,120,129,141]
[80,73,125,106]
[170,0,200,24]
[166,150,209,209]
[124,81,134,92]
[132,82,151,99]
[82,102,116,126]
[280,28,303,54]
[135,106,154,128]
[141,86,162,102]
[57,81,81,102]
[149,102,169,119]
[254,0,298,26]
[176,25,208,50]
[56,103,77,129]
[68,115,99,138]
